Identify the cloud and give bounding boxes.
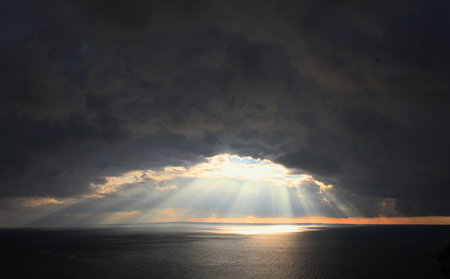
[1,0,450,223]
[94,154,332,191]
[276,150,341,177]
[377,198,401,218]
[7,197,64,208]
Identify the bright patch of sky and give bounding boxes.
[0,154,349,226]
[93,154,333,194]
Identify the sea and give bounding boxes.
[1,224,449,279]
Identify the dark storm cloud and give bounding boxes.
[1,0,450,218]
[276,149,341,176]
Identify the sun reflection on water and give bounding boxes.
[220,225,305,235]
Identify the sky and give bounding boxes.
[1,0,450,226]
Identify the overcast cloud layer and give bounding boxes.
[1,0,450,222]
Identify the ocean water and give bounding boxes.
[1,224,449,279]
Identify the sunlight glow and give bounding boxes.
[41,154,356,226]
[94,154,333,195]
[223,225,304,234]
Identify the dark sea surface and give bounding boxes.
[1,224,449,279]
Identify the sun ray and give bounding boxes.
[23,154,368,226]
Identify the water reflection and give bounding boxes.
[219,225,305,234]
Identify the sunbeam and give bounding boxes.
[10,154,369,226]
[92,154,342,224]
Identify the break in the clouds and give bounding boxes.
[1,0,450,225]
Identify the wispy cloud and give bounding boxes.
[9,198,65,208]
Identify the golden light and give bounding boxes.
[87,154,341,225]
[223,225,305,234]
[95,154,331,192]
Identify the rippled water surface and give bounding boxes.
[1,224,449,278]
